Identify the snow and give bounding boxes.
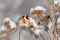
[54,0,60,6]
[54,0,58,5]
[0,25,6,31]
[30,6,46,13]
[56,12,59,15]
[57,18,60,23]
[30,18,39,28]
[4,17,17,28]
[4,17,11,22]
[30,28,35,31]
[34,6,46,11]
[34,29,41,34]
[30,8,34,13]
[10,21,16,28]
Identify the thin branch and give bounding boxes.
[40,33,45,40]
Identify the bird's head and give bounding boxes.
[24,13,30,20]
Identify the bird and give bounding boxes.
[17,14,30,29]
[17,13,40,35]
[38,15,52,31]
[18,13,38,28]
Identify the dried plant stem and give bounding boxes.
[40,34,45,40]
[45,31,51,40]
[53,15,58,40]
[47,0,57,40]
[19,28,23,40]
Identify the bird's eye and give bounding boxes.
[26,15,29,19]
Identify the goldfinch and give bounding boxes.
[18,14,30,28]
